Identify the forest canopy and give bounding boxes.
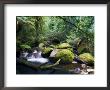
[16,16,94,56]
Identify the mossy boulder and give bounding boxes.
[50,45,56,48]
[54,49,74,64]
[67,48,73,52]
[56,43,73,52]
[79,53,94,65]
[57,43,72,49]
[39,43,45,50]
[41,47,53,58]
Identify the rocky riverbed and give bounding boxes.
[16,43,94,74]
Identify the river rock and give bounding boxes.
[79,53,94,66]
[54,49,74,64]
[49,49,59,57]
[41,47,53,58]
[57,43,72,49]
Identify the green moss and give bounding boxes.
[57,43,72,49]
[67,48,73,52]
[43,48,53,54]
[39,43,45,50]
[41,47,53,58]
[56,43,73,52]
[79,53,94,64]
[55,49,74,64]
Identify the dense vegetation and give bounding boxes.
[16,16,94,55]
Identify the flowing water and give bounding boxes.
[20,50,49,64]
[27,51,49,64]
[16,50,94,74]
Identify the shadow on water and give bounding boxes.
[16,62,73,74]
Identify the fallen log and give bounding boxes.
[40,59,61,69]
[17,59,61,70]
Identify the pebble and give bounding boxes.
[74,68,81,74]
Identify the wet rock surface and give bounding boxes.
[16,48,94,74]
[17,58,94,74]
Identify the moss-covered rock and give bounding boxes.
[79,53,94,65]
[39,43,45,50]
[55,49,74,64]
[57,43,72,49]
[41,47,53,58]
[50,45,56,48]
[67,48,73,52]
[56,43,73,52]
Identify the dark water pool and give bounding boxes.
[16,62,73,74]
[16,58,94,74]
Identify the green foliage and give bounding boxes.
[17,17,36,48]
[20,44,31,51]
[79,53,94,64]
[16,16,94,57]
[16,16,46,47]
[41,47,53,58]
[55,49,74,64]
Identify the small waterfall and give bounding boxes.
[26,50,49,64]
[37,51,42,58]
